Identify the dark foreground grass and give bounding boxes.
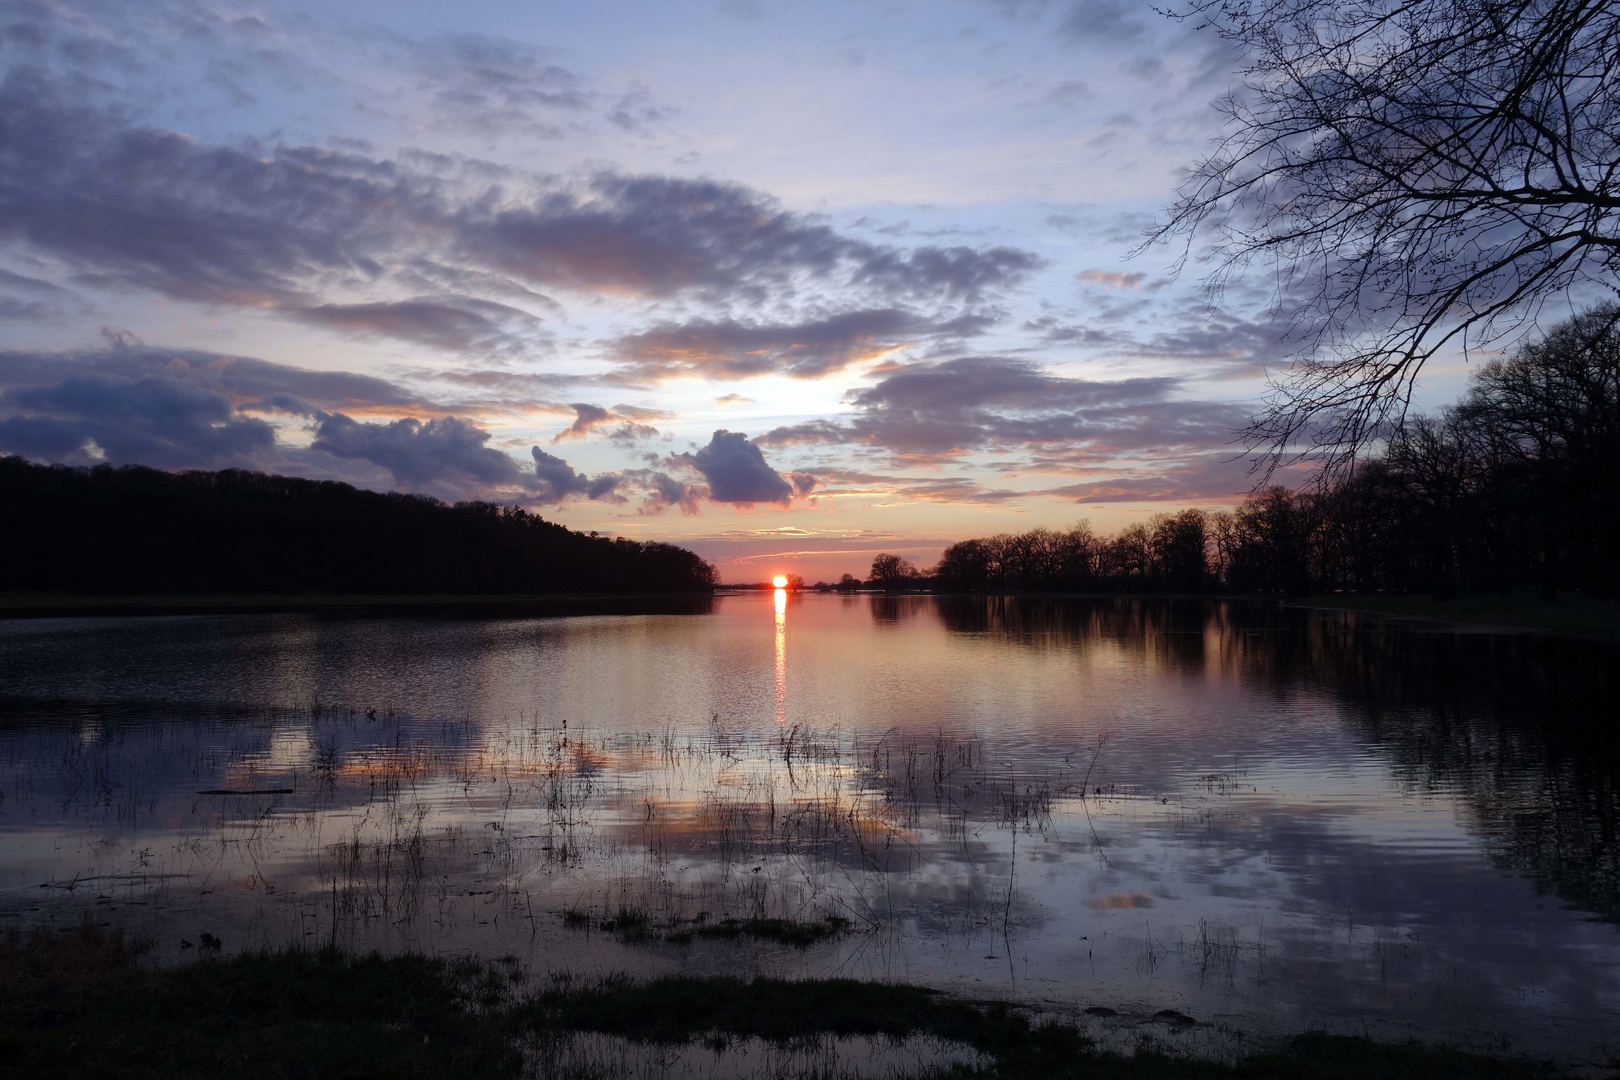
[0,921,520,1079]
[0,921,1576,1080]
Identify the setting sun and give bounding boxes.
[771,575,788,588]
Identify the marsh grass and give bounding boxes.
[0,922,1573,1080]
[3,698,1096,957]
[560,906,855,948]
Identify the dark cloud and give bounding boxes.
[0,344,588,501]
[675,429,794,505]
[290,296,547,355]
[852,245,1042,304]
[0,295,53,320]
[312,413,523,488]
[252,393,318,416]
[529,446,623,504]
[633,469,702,514]
[756,355,1243,458]
[551,403,667,444]
[525,452,697,513]
[0,67,1040,331]
[553,403,613,441]
[613,309,931,381]
[456,173,1038,302]
[752,419,852,446]
[1021,315,1119,347]
[0,346,433,417]
[0,372,275,469]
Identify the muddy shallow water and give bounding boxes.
[1,594,1616,1066]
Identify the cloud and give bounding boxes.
[0,66,1041,340]
[0,372,275,469]
[0,344,593,500]
[606,85,678,132]
[852,245,1042,303]
[551,402,667,443]
[1077,269,1145,289]
[634,469,702,514]
[290,296,548,355]
[529,446,624,503]
[1055,0,1146,43]
[901,478,1028,504]
[1035,80,1092,108]
[552,403,613,441]
[751,419,852,446]
[613,309,933,381]
[0,268,77,321]
[675,429,794,505]
[756,355,1244,458]
[312,413,524,488]
[404,32,592,134]
[606,422,661,446]
[0,346,436,418]
[714,393,752,406]
[525,452,698,513]
[1039,454,1254,503]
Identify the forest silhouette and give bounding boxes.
[0,459,718,596]
[889,305,1619,598]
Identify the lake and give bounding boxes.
[1,594,1616,1066]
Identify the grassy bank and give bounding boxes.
[1289,590,1620,644]
[0,922,1572,1080]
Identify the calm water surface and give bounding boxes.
[1,595,1616,1064]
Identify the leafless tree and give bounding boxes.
[1151,0,1620,476]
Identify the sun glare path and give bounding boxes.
[773,587,787,723]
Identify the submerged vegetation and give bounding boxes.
[0,456,718,596]
[0,920,1574,1080]
[562,907,854,947]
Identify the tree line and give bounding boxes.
[875,305,1620,597]
[0,459,719,595]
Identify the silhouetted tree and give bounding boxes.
[1149,509,1211,592]
[868,553,919,592]
[1155,0,1620,473]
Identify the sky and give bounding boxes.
[0,0,1479,581]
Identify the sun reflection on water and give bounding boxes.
[774,588,787,723]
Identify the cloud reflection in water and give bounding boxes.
[0,596,1615,1065]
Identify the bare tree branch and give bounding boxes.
[1147,0,1620,479]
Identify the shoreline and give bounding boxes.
[4,589,1615,645]
[0,591,717,620]
[1284,591,1620,645]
